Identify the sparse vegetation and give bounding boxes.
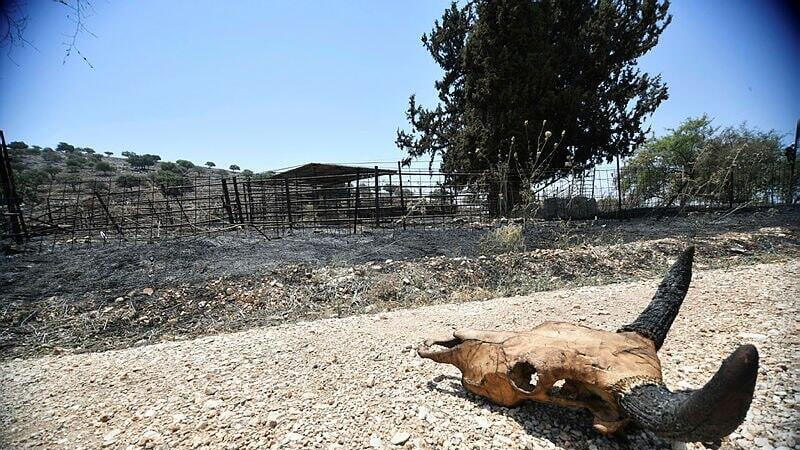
[176,159,195,170]
[94,161,115,173]
[116,174,144,188]
[479,224,525,254]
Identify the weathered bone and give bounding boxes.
[619,246,694,350]
[417,246,758,442]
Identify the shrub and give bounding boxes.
[153,169,193,197]
[57,142,76,153]
[176,159,195,169]
[44,166,62,177]
[42,148,62,162]
[116,174,144,188]
[241,169,254,177]
[95,161,116,173]
[127,153,160,170]
[160,161,182,172]
[16,169,52,202]
[66,156,85,169]
[479,224,525,254]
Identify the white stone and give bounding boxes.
[390,432,410,445]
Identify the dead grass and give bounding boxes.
[479,224,525,254]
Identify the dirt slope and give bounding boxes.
[1,261,798,450]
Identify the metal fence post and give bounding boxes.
[284,178,293,231]
[220,178,235,224]
[397,161,406,230]
[615,155,623,214]
[0,130,27,243]
[353,170,361,234]
[232,176,244,223]
[374,166,380,227]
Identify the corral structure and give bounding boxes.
[1,141,798,248]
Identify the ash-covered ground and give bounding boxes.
[1,206,798,359]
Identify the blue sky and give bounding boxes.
[1,0,798,172]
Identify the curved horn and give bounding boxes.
[619,246,694,350]
[618,344,758,442]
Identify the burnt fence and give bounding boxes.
[1,162,797,247]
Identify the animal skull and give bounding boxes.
[418,247,758,443]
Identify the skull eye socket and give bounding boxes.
[509,361,538,393]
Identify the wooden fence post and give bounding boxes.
[220,178,235,224]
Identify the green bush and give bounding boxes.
[44,166,62,177]
[42,149,62,162]
[127,153,161,170]
[16,169,52,203]
[8,141,28,150]
[95,161,116,173]
[176,159,195,169]
[116,174,144,188]
[153,169,193,197]
[622,116,787,206]
[160,161,183,173]
[241,169,254,177]
[57,142,76,153]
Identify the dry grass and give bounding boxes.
[479,224,525,254]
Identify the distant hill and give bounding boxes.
[3,141,265,204]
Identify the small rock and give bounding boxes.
[285,432,303,442]
[138,430,162,446]
[102,429,121,447]
[474,416,490,428]
[202,399,223,410]
[142,287,154,296]
[390,432,410,445]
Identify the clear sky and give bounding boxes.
[1,0,798,172]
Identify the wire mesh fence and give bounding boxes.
[1,159,797,247]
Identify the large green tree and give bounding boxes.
[397,0,671,185]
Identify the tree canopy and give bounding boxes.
[621,115,789,206]
[397,0,671,184]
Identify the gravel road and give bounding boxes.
[1,261,798,450]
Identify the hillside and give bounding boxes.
[3,140,266,206]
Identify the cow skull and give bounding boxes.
[418,247,758,443]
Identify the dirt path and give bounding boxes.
[1,260,797,450]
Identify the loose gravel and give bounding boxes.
[1,260,797,450]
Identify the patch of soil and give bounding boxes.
[1,206,798,359]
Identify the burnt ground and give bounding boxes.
[1,206,798,360]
